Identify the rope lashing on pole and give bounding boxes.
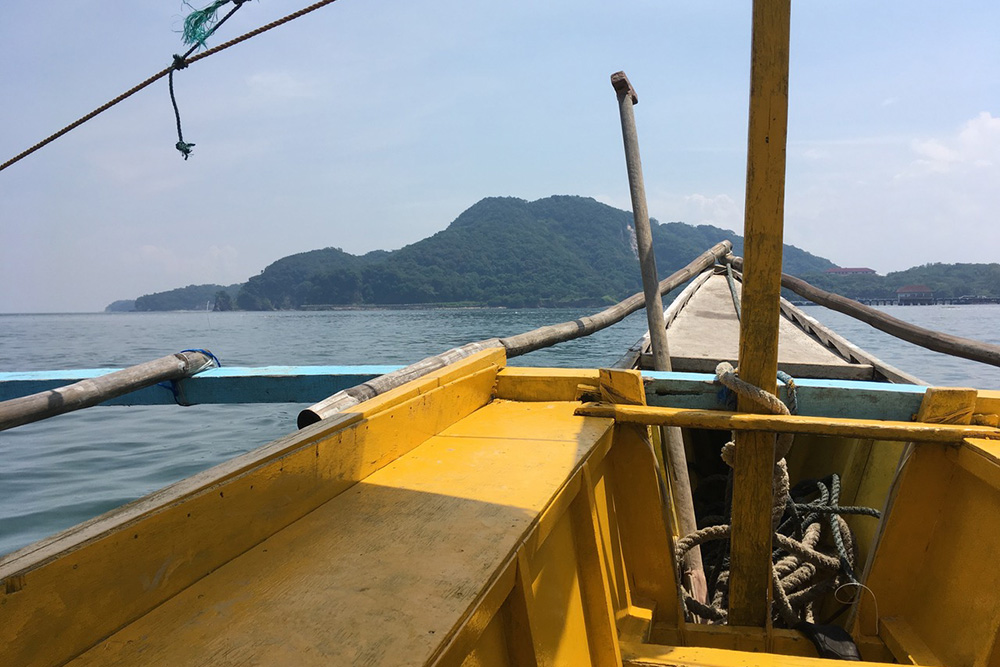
[720,260,800,415]
[673,362,881,628]
[0,0,343,172]
[156,348,221,405]
[168,0,252,159]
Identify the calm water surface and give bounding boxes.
[1,304,997,555]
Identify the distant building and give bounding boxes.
[824,267,877,275]
[896,284,934,305]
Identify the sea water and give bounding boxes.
[0,305,997,556]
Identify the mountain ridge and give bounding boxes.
[115,195,837,311]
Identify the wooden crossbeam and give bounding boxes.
[574,403,1000,444]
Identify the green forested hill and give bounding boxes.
[796,263,1000,301]
[232,195,833,310]
[132,284,242,311]
[112,195,999,311]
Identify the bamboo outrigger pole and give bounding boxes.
[728,0,792,628]
[299,241,732,427]
[0,351,217,432]
[727,255,1000,368]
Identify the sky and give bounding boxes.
[1,1,997,313]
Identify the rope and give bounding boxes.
[169,57,195,160]
[157,349,221,405]
[715,361,792,462]
[721,260,798,415]
[673,364,882,627]
[777,369,798,416]
[168,1,251,159]
[180,348,222,369]
[0,0,342,172]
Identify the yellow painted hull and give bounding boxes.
[2,348,999,665]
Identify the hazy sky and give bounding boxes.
[1,1,997,313]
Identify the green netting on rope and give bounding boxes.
[182,0,234,47]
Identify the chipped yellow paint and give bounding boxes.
[915,386,977,425]
[1,353,503,667]
[4,348,999,667]
[598,368,646,406]
[576,403,1000,442]
[974,389,1000,417]
[620,639,906,666]
[495,367,600,402]
[859,387,1000,666]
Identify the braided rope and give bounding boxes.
[716,361,793,463]
[674,364,882,627]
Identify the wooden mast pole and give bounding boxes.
[611,70,709,607]
[728,0,792,628]
[611,71,672,371]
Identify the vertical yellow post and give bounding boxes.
[728,0,792,628]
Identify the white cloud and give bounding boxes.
[594,191,742,231]
[679,193,741,228]
[910,139,961,171]
[908,112,1000,174]
[785,112,1000,271]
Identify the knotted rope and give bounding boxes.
[1,0,343,172]
[674,362,881,627]
[169,0,252,159]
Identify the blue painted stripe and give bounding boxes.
[0,365,930,420]
[0,366,404,405]
[642,370,927,422]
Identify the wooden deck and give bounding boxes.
[68,400,614,666]
[664,275,874,380]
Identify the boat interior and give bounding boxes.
[3,345,1000,666]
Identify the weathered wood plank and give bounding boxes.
[60,401,615,666]
[501,242,732,358]
[614,268,716,370]
[728,255,1000,369]
[729,0,792,627]
[643,371,928,420]
[576,402,1000,443]
[662,275,872,379]
[777,298,924,385]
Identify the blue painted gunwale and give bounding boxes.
[643,371,927,422]
[0,367,927,421]
[0,366,402,406]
